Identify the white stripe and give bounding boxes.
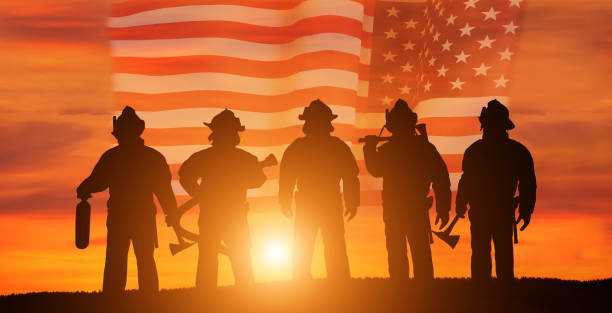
[354,96,510,129]
[113,69,359,95]
[171,173,462,197]
[415,96,510,119]
[154,135,476,164]
[363,15,374,33]
[110,33,361,59]
[108,0,365,28]
[357,80,369,97]
[132,106,355,130]
[360,48,371,65]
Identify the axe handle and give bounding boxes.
[513,220,518,244]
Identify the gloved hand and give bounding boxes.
[456,203,468,218]
[344,206,357,222]
[516,212,531,231]
[362,135,379,148]
[435,211,449,229]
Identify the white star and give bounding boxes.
[459,23,475,37]
[437,65,449,77]
[494,75,509,88]
[404,19,418,29]
[482,7,500,21]
[472,63,492,77]
[381,95,393,105]
[446,14,457,25]
[503,21,519,34]
[420,28,426,37]
[450,77,466,90]
[387,7,399,17]
[477,35,496,49]
[433,32,441,41]
[383,51,397,61]
[441,40,453,51]
[399,85,411,94]
[424,81,432,92]
[385,28,398,39]
[402,41,415,51]
[438,7,445,17]
[423,7,429,16]
[429,24,435,34]
[498,48,514,61]
[455,50,470,63]
[464,0,479,9]
[509,0,523,8]
[435,1,442,11]
[401,62,413,72]
[424,48,430,57]
[428,57,437,67]
[381,73,395,84]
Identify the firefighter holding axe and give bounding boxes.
[361,99,452,281]
[178,109,270,291]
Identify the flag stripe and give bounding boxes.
[112,70,359,94]
[110,34,362,59]
[112,88,359,112]
[110,0,314,17]
[108,17,363,42]
[112,52,360,77]
[108,1,365,29]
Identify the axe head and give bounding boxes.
[433,231,460,249]
[170,241,195,256]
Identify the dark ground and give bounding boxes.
[1,278,610,313]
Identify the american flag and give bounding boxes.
[106,0,523,209]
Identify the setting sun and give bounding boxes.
[265,243,288,264]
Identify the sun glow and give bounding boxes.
[265,243,288,264]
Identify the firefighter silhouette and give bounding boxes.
[279,99,360,280]
[178,109,266,290]
[362,99,451,281]
[456,99,536,282]
[76,106,178,295]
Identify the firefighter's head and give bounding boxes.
[385,99,417,135]
[299,99,337,136]
[478,99,514,133]
[112,106,145,141]
[205,109,245,147]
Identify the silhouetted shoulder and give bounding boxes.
[234,147,259,162]
[463,139,485,155]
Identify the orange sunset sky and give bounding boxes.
[0,0,611,294]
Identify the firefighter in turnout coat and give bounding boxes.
[362,99,451,281]
[279,99,360,281]
[77,106,178,295]
[455,99,536,282]
[178,109,266,290]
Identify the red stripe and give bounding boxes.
[113,52,359,77]
[108,16,363,42]
[113,88,358,112]
[110,0,307,17]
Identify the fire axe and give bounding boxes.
[433,196,521,249]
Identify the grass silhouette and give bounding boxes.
[1,278,609,313]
